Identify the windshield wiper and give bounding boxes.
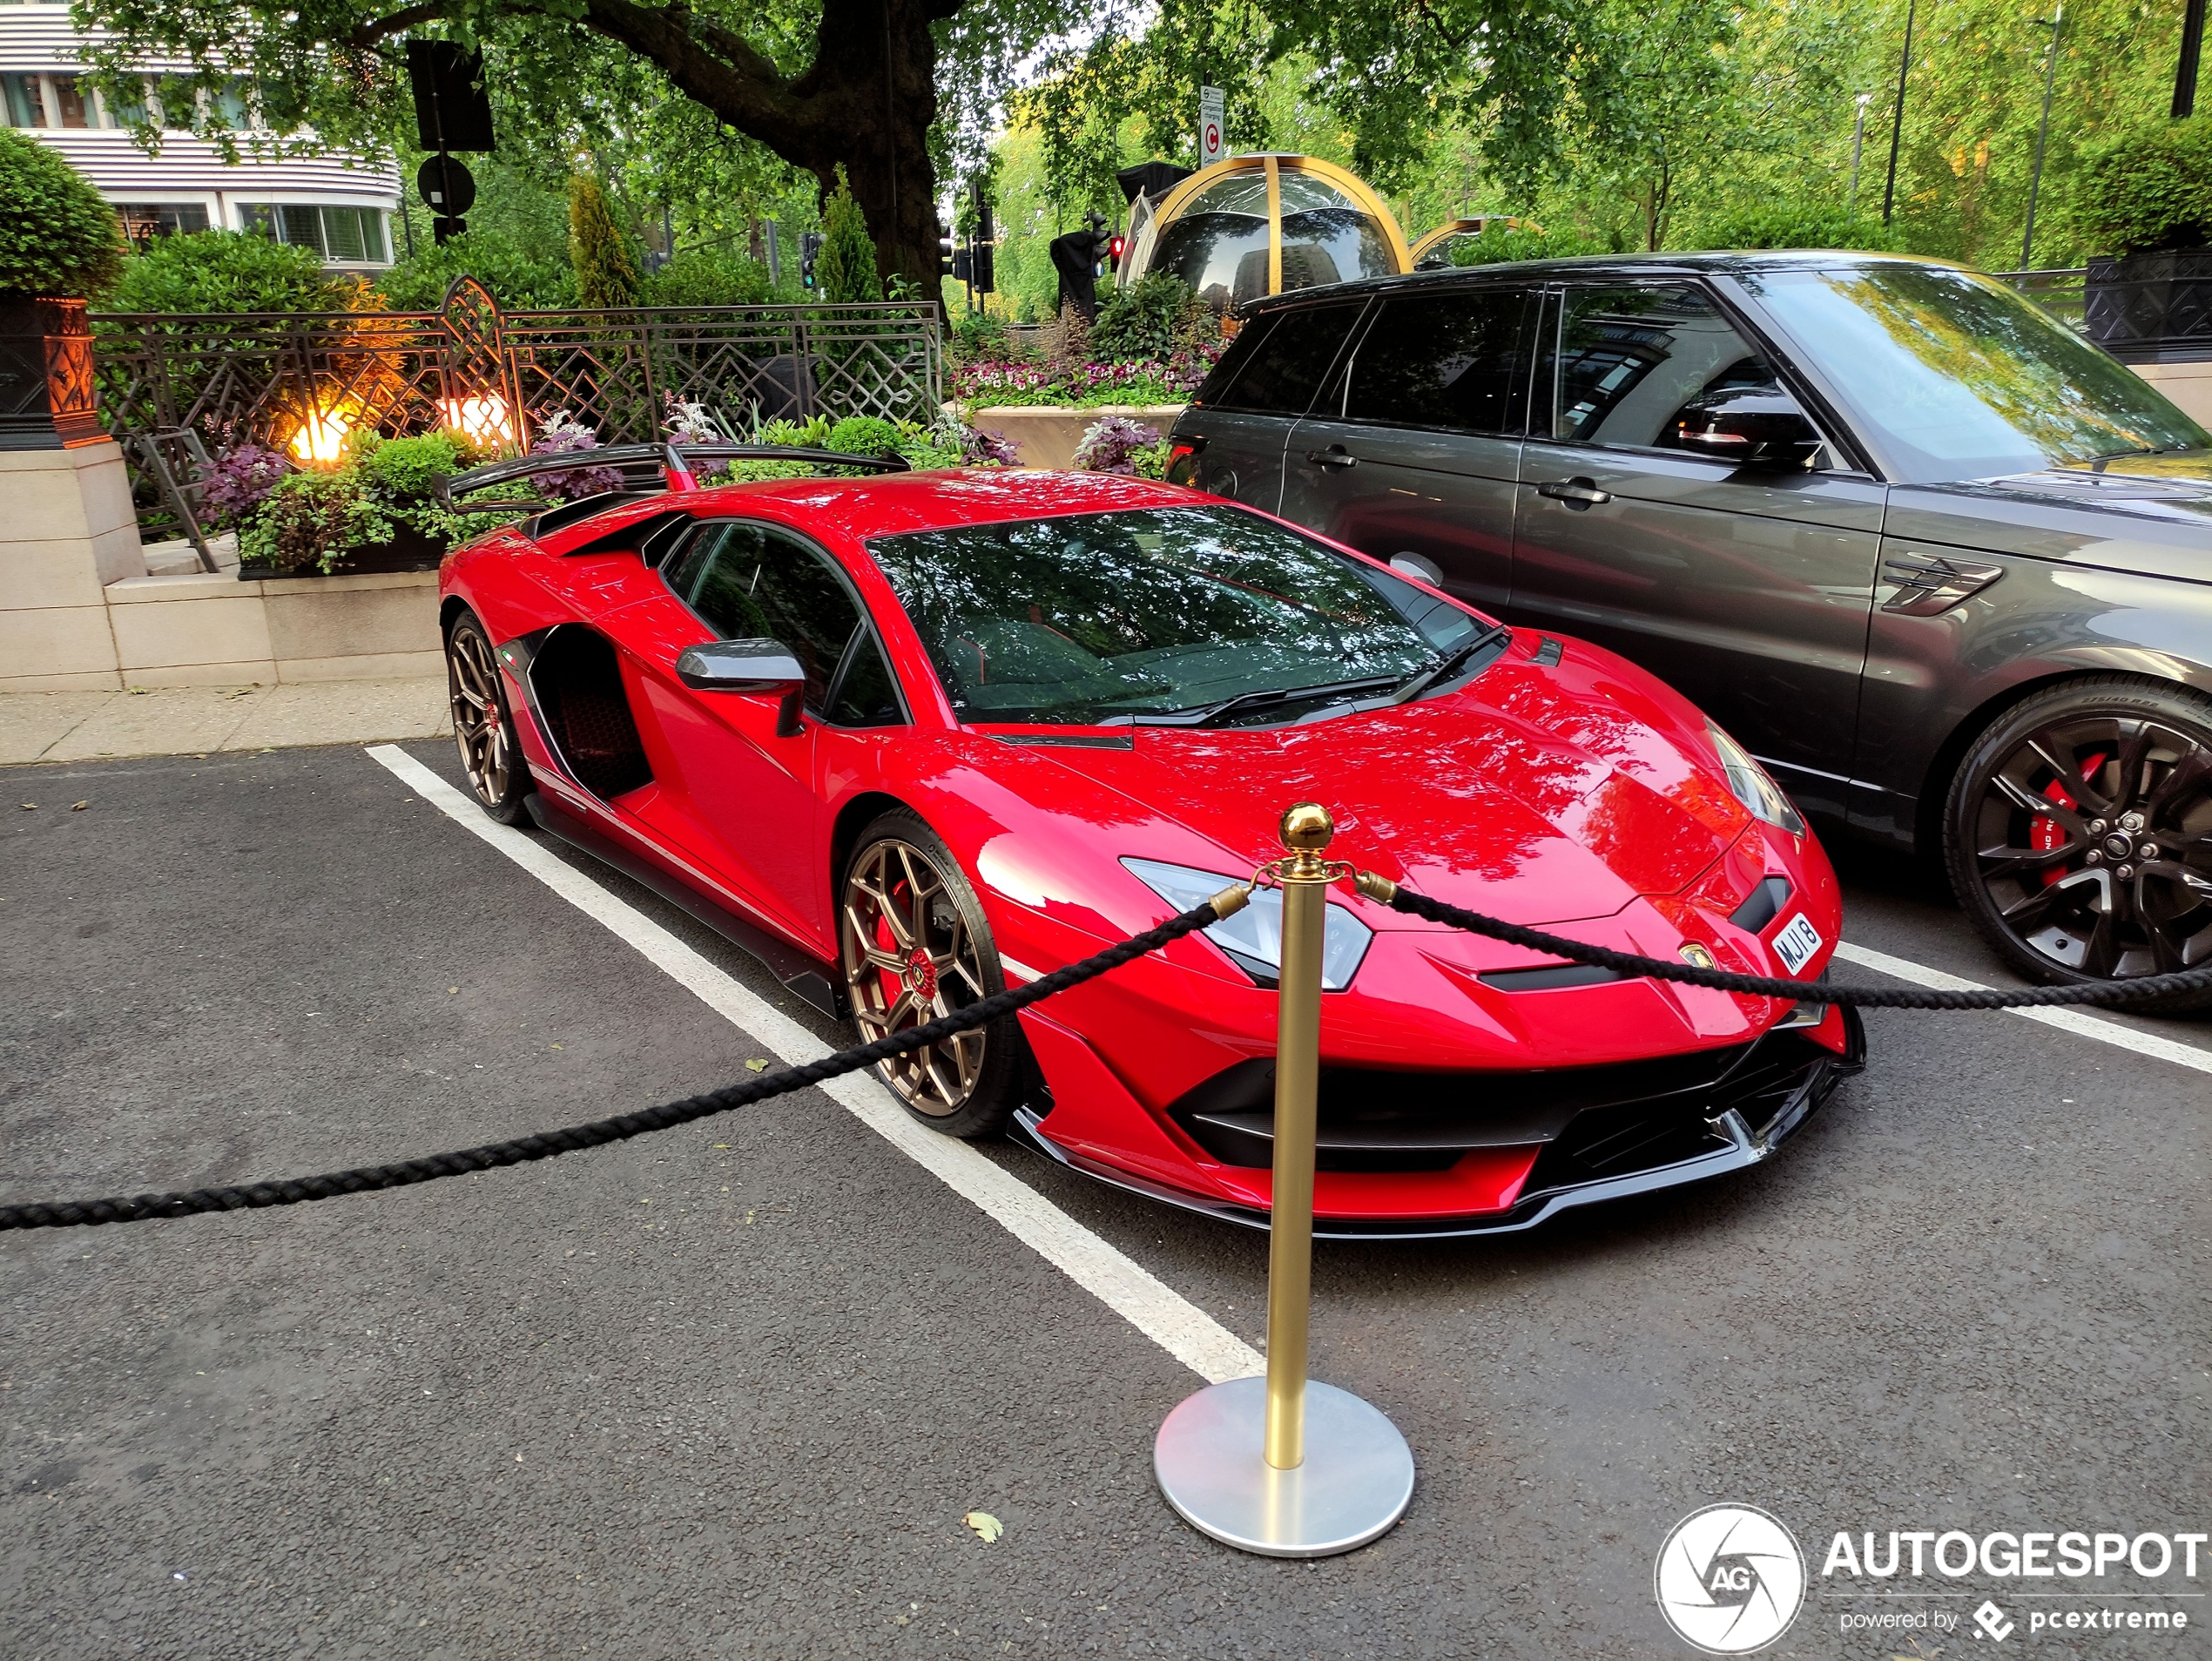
[1392,625,1512,705]
[1138,675,1405,728]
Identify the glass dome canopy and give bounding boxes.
[1123,155,1410,314]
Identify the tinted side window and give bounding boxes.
[666,521,861,706]
[1543,282,1799,449]
[1345,288,1534,433]
[826,631,903,727]
[1208,302,1366,415]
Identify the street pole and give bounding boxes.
[1851,92,1871,206]
[2022,5,2065,271]
[1882,0,1919,225]
[2176,0,2206,116]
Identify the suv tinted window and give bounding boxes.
[1544,282,1802,449]
[1207,301,1366,416]
[665,521,861,707]
[1345,287,1535,432]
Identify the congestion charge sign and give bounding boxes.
[1199,86,1224,167]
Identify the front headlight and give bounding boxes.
[1708,723,1804,835]
[1122,857,1373,990]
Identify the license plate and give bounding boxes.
[1772,913,1824,975]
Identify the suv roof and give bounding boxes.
[1238,249,1969,315]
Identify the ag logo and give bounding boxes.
[1655,1504,1806,1653]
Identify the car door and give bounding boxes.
[1170,299,1368,510]
[1506,279,1888,820]
[1277,283,1538,617]
[621,517,900,949]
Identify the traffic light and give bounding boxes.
[970,179,996,294]
[799,231,824,289]
[938,220,956,280]
[1109,233,1125,272]
[1083,208,1112,273]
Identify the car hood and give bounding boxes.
[990,661,1752,927]
[1885,449,2212,581]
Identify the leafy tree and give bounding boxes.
[1683,203,1907,253]
[0,130,125,299]
[814,165,882,303]
[638,249,777,307]
[2068,114,2212,258]
[569,174,640,308]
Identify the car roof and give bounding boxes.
[1239,248,1972,314]
[671,468,1203,540]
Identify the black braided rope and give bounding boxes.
[0,902,1227,1232]
[1386,887,2212,1009]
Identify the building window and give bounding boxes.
[3,71,44,127]
[241,203,391,266]
[50,73,91,128]
[117,204,211,248]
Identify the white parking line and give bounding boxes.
[367,746,1264,1387]
[1832,941,2212,1077]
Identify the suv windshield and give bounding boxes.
[1740,264,2209,480]
[868,505,1487,726]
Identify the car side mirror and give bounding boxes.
[1672,388,1824,468]
[677,638,806,736]
[1388,551,1445,587]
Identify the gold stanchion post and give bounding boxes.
[1152,803,1414,1557]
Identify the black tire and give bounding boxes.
[838,809,1026,1137]
[445,608,533,826]
[1945,675,2212,1012]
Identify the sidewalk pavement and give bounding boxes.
[0,679,450,766]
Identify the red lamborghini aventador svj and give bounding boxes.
[437,453,1861,1239]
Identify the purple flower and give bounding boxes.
[199,440,288,526]
[960,424,1022,468]
[529,410,624,501]
[1071,414,1166,475]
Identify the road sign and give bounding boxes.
[1199,86,1224,168]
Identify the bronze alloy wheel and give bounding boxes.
[1950,678,2212,1006]
[446,611,531,824]
[839,814,1022,1135]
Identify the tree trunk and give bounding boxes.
[576,0,951,294]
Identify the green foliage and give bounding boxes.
[2070,116,2212,259]
[239,467,392,575]
[1447,223,1602,266]
[948,304,1018,365]
[816,165,882,303]
[105,230,345,314]
[376,232,578,311]
[354,433,470,502]
[1089,273,1201,361]
[825,415,903,456]
[0,130,124,299]
[639,249,774,307]
[569,174,640,309]
[1684,204,1907,253]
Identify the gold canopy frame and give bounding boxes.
[1123,154,1413,314]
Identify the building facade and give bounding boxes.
[1,1,397,271]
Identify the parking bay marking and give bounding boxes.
[365,746,1264,1387]
[1831,941,2212,1077]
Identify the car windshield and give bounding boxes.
[867,505,1487,726]
[1739,264,2209,479]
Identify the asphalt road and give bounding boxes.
[2,742,2205,1660]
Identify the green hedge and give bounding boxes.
[107,230,348,314]
[2071,116,2212,259]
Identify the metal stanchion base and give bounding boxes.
[1154,1377,1413,1558]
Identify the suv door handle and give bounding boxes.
[1305,446,1358,470]
[1538,476,1612,508]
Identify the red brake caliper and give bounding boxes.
[2031,753,2107,885]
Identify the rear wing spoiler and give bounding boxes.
[434,442,911,513]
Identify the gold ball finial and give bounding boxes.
[1278,801,1334,853]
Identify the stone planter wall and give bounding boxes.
[967,404,1187,469]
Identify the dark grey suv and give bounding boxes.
[1167,253,2212,1001]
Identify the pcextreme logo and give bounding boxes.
[1656,1504,1808,1654]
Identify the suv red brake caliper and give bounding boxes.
[2031,752,2107,885]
